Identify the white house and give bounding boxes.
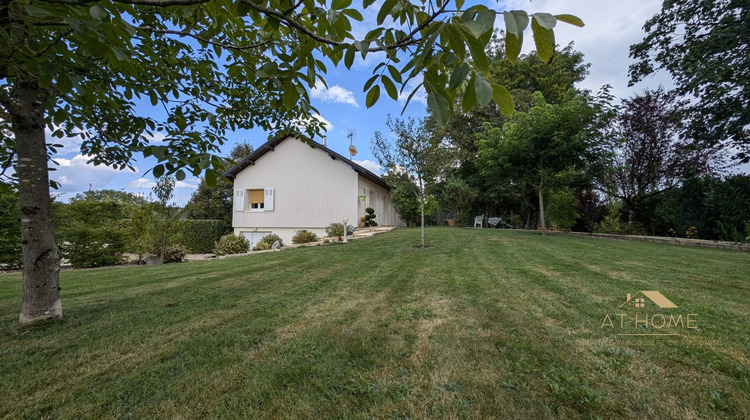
[224,134,398,247]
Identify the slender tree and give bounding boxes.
[372,117,450,247]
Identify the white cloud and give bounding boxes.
[175,177,200,189]
[129,176,199,189]
[311,81,359,107]
[129,178,156,189]
[49,154,136,194]
[353,159,382,173]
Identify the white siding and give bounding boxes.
[232,138,359,230]
[358,177,398,227]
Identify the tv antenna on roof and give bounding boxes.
[347,129,357,159]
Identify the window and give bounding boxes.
[249,189,264,209]
[635,298,645,308]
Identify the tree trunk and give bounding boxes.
[12,81,63,323]
[538,186,547,235]
[420,192,425,248]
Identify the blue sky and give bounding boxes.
[47,0,748,205]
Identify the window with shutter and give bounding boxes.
[249,189,264,209]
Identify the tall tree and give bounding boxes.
[603,88,718,224]
[629,0,750,163]
[0,0,580,323]
[372,116,451,247]
[477,92,604,234]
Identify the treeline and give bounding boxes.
[379,40,750,242]
[0,181,230,269]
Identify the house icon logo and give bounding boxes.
[619,291,678,309]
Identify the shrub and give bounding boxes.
[259,233,284,248]
[252,241,271,251]
[214,233,250,255]
[292,230,318,244]
[179,219,226,253]
[326,222,345,237]
[63,224,126,268]
[363,207,378,227]
[546,188,579,232]
[163,244,187,263]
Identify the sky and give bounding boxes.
[45,0,748,206]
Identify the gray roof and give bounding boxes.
[223,134,390,190]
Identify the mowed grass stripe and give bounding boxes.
[1,228,748,419]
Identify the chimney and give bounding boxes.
[321,135,327,147]
[627,293,631,301]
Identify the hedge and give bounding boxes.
[179,219,226,253]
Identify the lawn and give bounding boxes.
[1,228,749,419]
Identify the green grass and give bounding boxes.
[1,228,749,419]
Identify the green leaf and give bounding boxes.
[446,27,465,62]
[363,75,378,92]
[505,32,523,65]
[377,0,398,25]
[448,63,470,90]
[555,14,584,27]
[366,85,380,108]
[462,31,490,75]
[476,10,496,35]
[341,9,363,21]
[175,169,186,181]
[56,74,73,94]
[427,92,451,126]
[344,47,355,69]
[382,76,398,100]
[503,10,529,36]
[23,5,55,17]
[491,84,514,117]
[387,65,402,84]
[531,19,555,62]
[455,0,465,10]
[89,5,107,21]
[532,13,557,30]
[205,169,217,188]
[474,75,492,107]
[283,87,298,110]
[153,164,165,178]
[331,0,351,9]
[462,75,476,113]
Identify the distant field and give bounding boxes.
[1,228,748,419]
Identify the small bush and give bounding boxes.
[259,233,284,248]
[163,244,187,263]
[292,230,318,244]
[326,222,345,237]
[252,241,271,251]
[363,207,378,227]
[214,233,250,255]
[63,225,126,268]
